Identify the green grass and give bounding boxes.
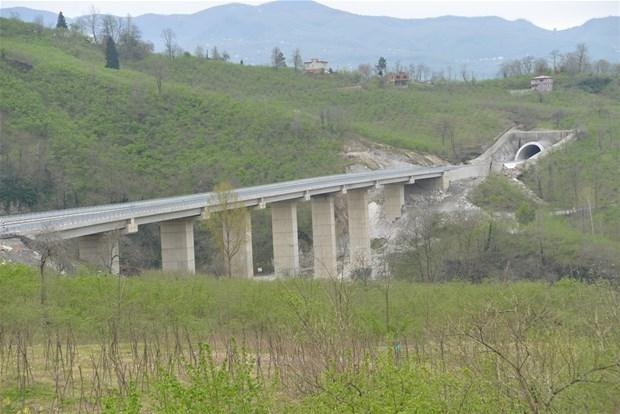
[0,263,619,412]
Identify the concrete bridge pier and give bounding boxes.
[383,183,405,222]
[78,233,119,274]
[311,195,337,278]
[160,218,195,273]
[271,200,300,276]
[223,209,254,278]
[347,189,371,268]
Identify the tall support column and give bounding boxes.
[160,218,195,273]
[271,200,299,276]
[78,233,119,274]
[311,195,337,278]
[383,183,405,222]
[223,209,254,278]
[347,189,371,267]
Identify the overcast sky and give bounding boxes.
[2,0,618,30]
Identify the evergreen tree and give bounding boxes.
[271,47,286,69]
[56,11,68,29]
[104,36,120,69]
[376,56,387,76]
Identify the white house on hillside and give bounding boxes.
[530,75,553,92]
[304,58,328,74]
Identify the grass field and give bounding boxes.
[1,264,619,413]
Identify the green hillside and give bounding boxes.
[1,18,620,275]
[1,18,619,214]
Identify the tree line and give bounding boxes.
[499,43,620,77]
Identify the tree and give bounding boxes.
[104,36,120,69]
[534,58,549,74]
[293,48,303,72]
[162,28,177,60]
[56,11,68,29]
[271,47,286,69]
[203,182,249,278]
[376,56,387,76]
[549,49,561,73]
[521,56,535,74]
[211,46,221,60]
[358,64,372,82]
[33,15,45,36]
[594,59,610,73]
[100,14,121,43]
[118,15,152,60]
[194,45,205,59]
[575,43,589,73]
[85,6,100,43]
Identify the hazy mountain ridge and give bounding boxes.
[1,2,618,77]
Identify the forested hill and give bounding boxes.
[1,17,619,239]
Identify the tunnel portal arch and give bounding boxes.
[514,142,544,161]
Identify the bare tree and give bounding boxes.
[84,5,99,43]
[203,181,249,278]
[549,49,561,73]
[33,15,45,36]
[161,28,177,60]
[575,43,589,73]
[194,45,205,59]
[594,59,610,74]
[357,64,372,82]
[25,232,67,305]
[521,56,535,74]
[460,64,469,82]
[100,14,121,43]
[534,58,549,74]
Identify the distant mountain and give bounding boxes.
[0,7,61,27]
[2,1,618,77]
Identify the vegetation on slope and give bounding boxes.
[2,18,619,214]
[0,19,342,212]
[1,18,619,276]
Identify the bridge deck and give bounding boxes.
[0,166,449,239]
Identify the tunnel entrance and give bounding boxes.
[514,142,544,161]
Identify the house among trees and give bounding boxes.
[530,75,553,92]
[388,72,410,88]
[304,58,328,74]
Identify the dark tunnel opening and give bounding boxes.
[515,143,543,161]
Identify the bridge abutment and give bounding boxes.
[160,218,195,273]
[311,195,338,278]
[78,233,119,274]
[271,201,299,276]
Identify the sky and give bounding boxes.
[1,0,618,30]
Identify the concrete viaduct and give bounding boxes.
[0,128,574,277]
[0,166,469,277]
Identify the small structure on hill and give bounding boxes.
[388,72,410,88]
[304,58,329,74]
[530,75,553,93]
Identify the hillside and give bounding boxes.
[1,2,619,77]
[1,17,620,275]
[1,18,619,211]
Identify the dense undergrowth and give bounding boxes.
[0,263,619,413]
